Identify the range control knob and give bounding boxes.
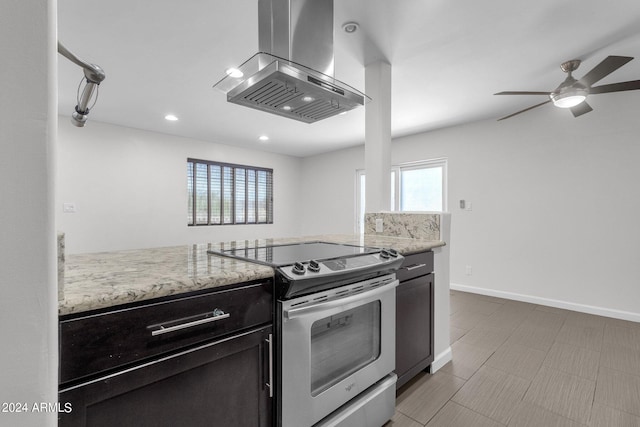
[308,260,321,272]
[388,248,399,258]
[292,261,306,275]
[380,249,391,259]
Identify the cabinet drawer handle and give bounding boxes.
[265,334,273,398]
[404,263,427,271]
[149,309,230,336]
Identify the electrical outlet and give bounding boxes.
[375,218,383,233]
[465,201,473,211]
[465,265,472,276]
[63,203,77,213]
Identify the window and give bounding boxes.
[356,158,447,232]
[187,158,273,226]
[395,158,446,211]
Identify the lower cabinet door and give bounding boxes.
[59,325,273,427]
[395,274,434,389]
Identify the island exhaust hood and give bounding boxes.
[213,0,368,123]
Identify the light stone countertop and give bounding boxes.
[60,234,445,316]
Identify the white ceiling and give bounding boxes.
[57,0,640,157]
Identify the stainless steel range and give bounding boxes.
[209,241,403,427]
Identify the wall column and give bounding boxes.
[364,60,392,213]
[0,0,58,425]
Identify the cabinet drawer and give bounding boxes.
[60,281,272,385]
[396,251,434,282]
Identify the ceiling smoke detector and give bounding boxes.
[342,22,359,34]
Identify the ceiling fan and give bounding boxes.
[495,55,640,121]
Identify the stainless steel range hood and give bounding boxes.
[213,0,368,124]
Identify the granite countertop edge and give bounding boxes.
[59,234,445,316]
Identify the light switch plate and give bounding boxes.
[63,203,77,213]
[375,218,383,233]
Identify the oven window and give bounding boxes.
[310,301,381,396]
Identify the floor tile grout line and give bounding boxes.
[515,400,590,427]
[523,393,593,426]
[588,362,604,426]
[520,365,597,425]
[447,399,509,426]
[542,341,602,382]
[591,398,640,423]
[596,363,640,379]
[395,407,427,426]
[478,355,538,385]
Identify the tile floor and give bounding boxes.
[387,290,640,427]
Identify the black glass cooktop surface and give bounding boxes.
[208,241,378,267]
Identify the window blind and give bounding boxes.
[187,158,273,226]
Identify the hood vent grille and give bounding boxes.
[245,81,299,107]
[241,79,343,123]
[222,55,365,123]
[293,99,342,122]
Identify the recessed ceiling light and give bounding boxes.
[302,96,314,102]
[164,114,179,121]
[258,135,269,141]
[225,68,244,78]
[342,22,359,34]
[282,105,292,111]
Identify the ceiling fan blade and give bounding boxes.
[578,56,633,87]
[494,91,551,95]
[497,99,551,121]
[570,101,593,118]
[590,80,640,94]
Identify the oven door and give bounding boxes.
[279,275,396,427]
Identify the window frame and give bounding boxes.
[187,158,273,226]
[355,158,447,233]
[394,157,448,213]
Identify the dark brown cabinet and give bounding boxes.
[59,281,273,427]
[395,251,434,389]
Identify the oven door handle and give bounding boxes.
[283,279,398,320]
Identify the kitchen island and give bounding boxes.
[58,233,449,427]
[59,234,445,316]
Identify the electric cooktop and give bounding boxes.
[208,241,378,267]
[208,241,404,298]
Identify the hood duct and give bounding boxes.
[213,0,368,123]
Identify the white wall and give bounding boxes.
[57,119,303,254]
[300,94,640,319]
[0,0,57,425]
[298,145,364,235]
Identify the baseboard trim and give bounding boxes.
[450,283,640,323]
[430,347,452,373]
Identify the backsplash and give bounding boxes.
[364,212,440,240]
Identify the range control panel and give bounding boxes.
[279,248,401,281]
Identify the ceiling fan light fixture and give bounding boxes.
[550,88,588,108]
